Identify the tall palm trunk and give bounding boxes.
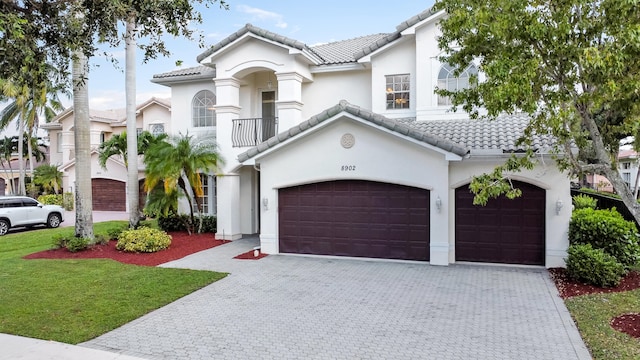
[27,134,34,195]
[126,16,140,228]
[73,50,94,241]
[17,117,26,195]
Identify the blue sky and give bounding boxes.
[83,1,436,110]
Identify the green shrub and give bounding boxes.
[106,224,128,240]
[157,214,216,233]
[53,235,90,253]
[116,227,171,253]
[565,244,626,287]
[38,194,63,206]
[199,216,217,233]
[572,194,597,210]
[569,207,640,267]
[62,192,74,211]
[157,214,190,232]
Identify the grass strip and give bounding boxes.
[0,221,226,344]
[565,289,640,360]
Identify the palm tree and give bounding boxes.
[73,48,94,241]
[0,136,17,194]
[33,164,63,195]
[144,133,224,234]
[98,130,167,170]
[0,69,64,195]
[125,16,139,229]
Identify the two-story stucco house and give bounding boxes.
[152,7,571,267]
[42,97,171,211]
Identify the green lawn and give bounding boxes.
[565,289,640,360]
[0,222,226,344]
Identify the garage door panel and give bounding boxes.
[92,179,126,211]
[455,181,545,265]
[279,180,429,261]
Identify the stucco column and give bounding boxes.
[216,174,242,240]
[213,77,243,240]
[275,72,303,130]
[214,77,242,171]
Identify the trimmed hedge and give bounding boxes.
[569,207,640,267]
[157,214,217,233]
[116,227,172,253]
[572,194,597,210]
[37,194,63,206]
[565,244,626,287]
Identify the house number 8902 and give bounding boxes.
[341,165,356,171]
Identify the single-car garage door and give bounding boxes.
[455,181,545,265]
[92,178,126,211]
[279,180,430,261]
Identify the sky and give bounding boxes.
[0,1,436,136]
[80,0,437,110]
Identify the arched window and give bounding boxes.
[192,90,216,127]
[437,64,477,106]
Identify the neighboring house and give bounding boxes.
[152,7,571,267]
[618,149,639,194]
[0,154,49,196]
[41,97,171,211]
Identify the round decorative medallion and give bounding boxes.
[341,133,355,149]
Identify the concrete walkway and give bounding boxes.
[75,236,591,360]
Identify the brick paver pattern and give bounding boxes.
[82,236,590,360]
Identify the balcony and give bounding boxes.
[232,117,278,147]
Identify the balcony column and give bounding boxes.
[275,72,304,130]
[213,76,243,240]
[214,77,241,171]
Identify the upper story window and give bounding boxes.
[386,74,410,110]
[622,162,631,170]
[100,132,106,144]
[437,63,478,106]
[56,132,62,153]
[192,90,216,127]
[150,124,165,136]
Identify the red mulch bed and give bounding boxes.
[233,249,268,260]
[23,232,230,266]
[549,268,640,339]
[548,268,640,299]
[611,313,640,339]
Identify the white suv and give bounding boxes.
[0,196,65,235]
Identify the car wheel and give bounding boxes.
[0,219,9,236]
[47,213,61,228]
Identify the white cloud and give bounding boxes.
[236,5,287,29]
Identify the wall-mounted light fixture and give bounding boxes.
[435,196,442,213]
[262,197,269,210]
[556,199,563,215]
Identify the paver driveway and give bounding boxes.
[82,236,590,360]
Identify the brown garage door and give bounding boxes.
[279,180,430,261]
[455,181,545,265]
[92,178,126,211]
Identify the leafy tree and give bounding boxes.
[144,133,224,234]
[2,0,228,239]
[435,0,640,223]
[34,164,63,195]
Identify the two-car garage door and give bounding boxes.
[278,180,430,261]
